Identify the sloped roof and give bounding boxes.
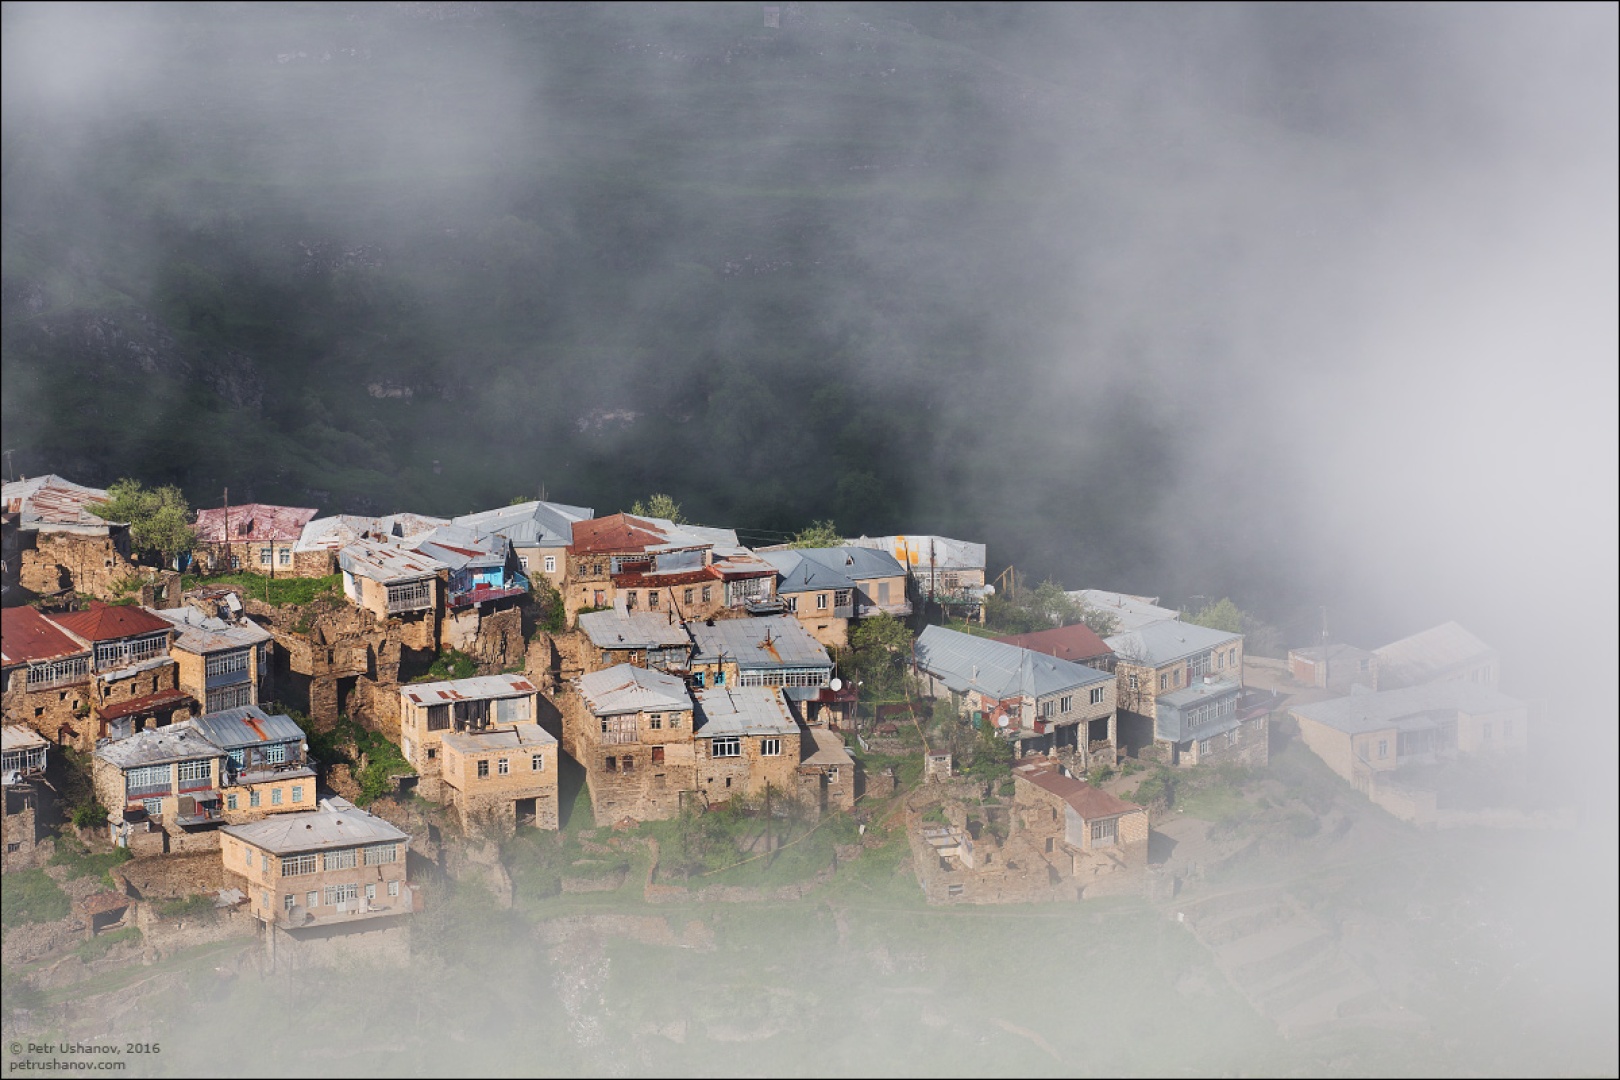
[337,538,446,583]
[1,475,116,530]
[1072,590,1181,632]
[690,615,831,671]
[845,535,986,571]
[400,673,536,706]
[152,605,271,653]
[1106,620,1241,667]
[440,723,556,754]
[222,797,407,855]
[993,624,1113,663]
[453,500,595,549]
[2,606,92,665]
[1158,677,1242,709]
[577,664,692,716]
[1013,761,1140,821]
[408,525,509,571]
[1289,643,1374,663]
[96,720,221,768]
[801,725,854,767]
[1372,622,1495,689]
[49,603,172,643]
[569,513,718,555]
[190,705,304,750]
[761,548,904,593]
[577,609,692,651]
[96,688,196,721]
[914,625,1110,702]
[1291,681,1523,736]
[295,513,449,553]
[194,504,318,544]
[693,685,799,738]
[2,726,49,752]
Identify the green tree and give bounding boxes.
[788,519,842,549]
[838,612,914,698]
[1185,598,1246,635]
[629,493,686,523]
[984,578,1098,634]
[87,479,196,568]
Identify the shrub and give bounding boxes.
[155,894,216,920]
[71,801,109,830]
[76,926,142,962]
[1,870,71,928]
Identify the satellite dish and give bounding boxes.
[829,678,843,691]
[996,716,1009,727]
[983,584,996,596]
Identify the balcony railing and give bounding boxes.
[447,572,531,610]
[126,781,172,800]
[386,582,434,614]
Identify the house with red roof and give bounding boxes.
[49,603,195,742]
[194,503,319,575]
[563,512,719,620]
[1,606,94,747]
[993,623,1116,673]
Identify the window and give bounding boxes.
[260,547,272,566]
[1059,695,1073,713]
[206,650,251,678]
[532,753,545,771]
[784,596,798,613]
[626,591,638,609]
[323,848,357,871]
[265,743,288,764]
[519,556,529,569]
[711,737,741,758]
[544,555,557,574]
[648,591,659,609]
[271,788,283,806]
[261,890,269,909]
[141,797,161,817]
[226,793,238,811]
[623,756,634,771]
[760,737,781,757]
[306,891,319,908]
[605,756,617,772]
[364,843,398,866]
[651,746,664,765]
[1377,739,1388,759]
[701,585,712,603]
[947,884,965,897]
[206,683,254,713]
[126,763,171,795]
[1228,648,1238,666]
[1090,687,1105,705]
[292,785,304,803]
[1482,723,1493,741]
[322,883,359,906]
[426,704,450,731]
[601,716,637,744]
[1190,652,1211,678]
[365,883,376,901]
[477,760,490,778]
[1159,673,1170,691]
[261,854,270,874]
[245,846,253,867]
[1128,674,1139,691]
[667,713,681,729]
[649,713,662,730]
[1040,700,1054,718]
[497,757,510,775]
[279,548,291,566]
[1091,817,1117,845]
[282,853,318,876]
[684,588,695,605]
[1217,650,1225,670]
[232,557,241,570]
[816,593,828,610]
[388,880,401,898]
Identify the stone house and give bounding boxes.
[439,722,559,834]
[707,552,783,614]
[3,725,49,872]
[576,608,694,675]
[1,605,95,747]
[563,513,717,620]
[760,546,910,648]
[397,674,540,798]
[290,513,447,577]
[1290,682,1529,820]
[453,499,595,592]
[47,603,193,741]
[688,614,834,721]
[1010,761,1148,886]
[153,604,273,714]
[1287,643,1376,692]
[572,664,698,824]
[1371,621,1498,691]
[912,625,1117,765]
[406,525,530,652]
[1104,620,1248,765]
[94,722,230,851]
[691,685,803,806]
[190,706,316,823]
[798,725,856,814]
[2,474,137,600]
[844,535,988,619]
[337,538,446,624]
[221,796,414,933]
[193,503,318,576]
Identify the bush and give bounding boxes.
[415,649,479,683]
[155,894,216,920]
[1,870,71,927]
[76,926,142,962]
[71,801,110,829]
[50,837,132,886]
[532,578,567,636]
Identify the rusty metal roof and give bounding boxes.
[993,624,1113,663]
[95,688,197,721]
[49,603,173,643]
[400,673,536,706]
[1,606,92,665]
[195,504,318,543]
[569,512,681,554]
[1,475,117,530]
[152,605,271,654]
[1013,761,1140,821]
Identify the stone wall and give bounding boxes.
[3,786,48,871]
[4,671,95,751]
[19,533,138,600]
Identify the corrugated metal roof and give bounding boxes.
[190,706,305,749]
[337,538,446,583]
[1013,761,1140,820]
[440,722,557,754]
[400,673,536,706]
[762,548,901,593]
[2,606,92,665]
[693,685,799,738]
[453,500,595,549]
[95,688,196,721]
[690,615,831,671]
[152,606,271,653]
[577,609,692,651]
[1372,622,1495,689]
[194,504,318,543]
[96,720,222,768]
[1291,681,1523,736]
[408,525,509,571]
[1105,620,1241,667]
[1,475,117,530]
[1158,677,1242,708]
[800,725,854,767]
[993,624,1113,663]
[2,725,49,751]
[577,664,692,716]
[1072,590,1181,632]
[914,625,1110,701]
[295,513,449,553]
[1289,643,1374,663]
[221,797,408,854]
[569,513,723,556]
[845,535,986,571]
[49,603,173,643]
